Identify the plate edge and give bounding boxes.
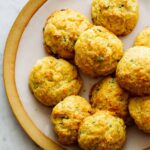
[3,0,64,150]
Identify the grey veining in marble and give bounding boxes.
[0,1,40,150]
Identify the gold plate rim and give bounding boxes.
[3,0,64,149]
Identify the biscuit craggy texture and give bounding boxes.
[90,77,129,119]
[78,111,126,150]
[51,96,93,145]
[116,46,150,96]
[92,0,139,36]
[75,26,123,77]
[129,96,150,133]
[43,9,92,59]
[134,27,150,47]
[29,56,82,106]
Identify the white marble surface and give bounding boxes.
[0,0,40,149]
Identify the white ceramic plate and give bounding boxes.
[4,0,150,150]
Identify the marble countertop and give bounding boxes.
[0,1,40,149]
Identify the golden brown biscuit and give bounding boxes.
[29,56,82,106]
[116,46,150,96]
[51,95,93,145]
[92,0,139,36]
[43,9,92,59]
[90,76,129,119]
[129,96,150,133]
[75,26,123,77]
[134,27,150,47]
[78,111,126,150]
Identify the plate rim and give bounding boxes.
[3,0,64,150]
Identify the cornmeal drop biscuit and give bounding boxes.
[29,56,82,106]
[116,46,150,96]
[78,111,126,150]
[129,96,150,133]
[134,27,150,47]
[75,26,123,77]
[51,96,93,145]
[90,77,129,119]
[43,9,92,59]
[92,0,139,36]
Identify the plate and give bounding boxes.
[3,0,150,150]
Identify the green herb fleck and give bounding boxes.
[97,56,104,62]
[92,121,96,124]
[109,78,115,84]
[130,59,134,63]
[97,29,102,32]
[75,106,79,111]
[63,36,67,42]
[119,4,125,8]
[105,6,110,9]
